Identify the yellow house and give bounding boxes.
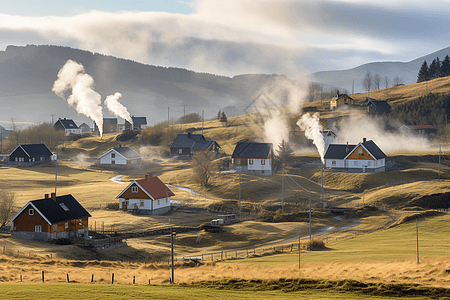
[330,92,354,110]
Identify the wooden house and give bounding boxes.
[97,146,142,168]
[324,138,387,172]
[9,143,53,164]
[330,91,354,110]
[366,98,391,115]
[116,174,174,215]
[231,140,273,175]
[53,118,82,135]
[131,116,147,130]
[79,123,92,133]
[169,133,220,158]
[94,118,118,134]
[9,193,91,241]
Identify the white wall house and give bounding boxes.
[231,141,273,175]
[324,138,387,172]
[97,146,142,167]
[116,174,174,215]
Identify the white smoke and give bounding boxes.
[297,112,325,163]
[52,60,104,136]
[264,114,289,149]
[104,92,132,124]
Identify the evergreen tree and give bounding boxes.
[441,55,450,77]
[219,111,227,126]
[276,139,293,167]
[417,60,429,83]
[217,110,221,120]
[429,58,440,79]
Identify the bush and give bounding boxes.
[305,238,326,251]
[105,202,119,210]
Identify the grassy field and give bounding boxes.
[1,282,441,300]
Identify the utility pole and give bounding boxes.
[416,219,419,264]
[298,230,301,270]
[183,105,185,117]
[202,110,204,134]
[171,230,176,283]
[309,189,312,240]
[321,167,324,208]
[239,166,241,220]
[281,165,285,212]
[54,144,59,194]
[439,144,441,179]
[167,107,170,126]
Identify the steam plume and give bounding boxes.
[104,92,132,124]
[52,60,103,136]
[297,112,325,163]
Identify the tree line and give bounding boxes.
[417,55,450,83]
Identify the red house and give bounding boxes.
[10,193,91,241]
[117,174,174,215]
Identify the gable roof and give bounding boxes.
[79,123,90,128]
[324,139,387,160]
[104,118,118,124]
[116,175,174,200]
[97,146,142,160]
[324,144,356,159]
[170,133,206,149]
[367,99,391,109]
[320,130,336,138]
[132,116,147,125]
[10,194,91,225]
[231,140,272,159]
[55,118,79,129]
[10,144,53,157]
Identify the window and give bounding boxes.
[140,200,145,207]
[132,186,138,193]
[40,157,44,161]
[261,159,265,165]
[332,161,336,166]
[358,148,363,154]
[248,159,253,165]
[15,157,18,162]
[65,222,69,229]
[29,208,34,215]
[165,198,168,203]
[53,224,58,232]
[35,225,42,232]
[368,161,372,166]
[354,161,358,166]
[157,200,160,205]
[179,149,182,154]
[111,153,115,158]
[111,160,115,165]
[59,203,70,211]
[79,219,83,226]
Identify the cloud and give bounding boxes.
[1,1,450,77]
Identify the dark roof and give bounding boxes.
[132,116,147,125]
[114,146,141,159]
[55,118,78,129]
[191,140,214,151]
[320,130,336,137]
[104,118,118,124]
[13,194,91,224]
[79,123,90,128]
[11,144,53,157]
[324,144,356,159]
[361,140,387,159]
[367,99,391,109]
[170,134,206,149]
[324,140,387,160]
[231,140,272,159]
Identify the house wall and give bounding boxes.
[99,152,127,165]
[65,128,82,135]
[118,197,171,215]
[13,205,50,232]
[248,158,272,172]
[119,183,150,201]
[346,145,374,160]
[326,158,385,171]
[325,159,345,168]
[171,148,192,156]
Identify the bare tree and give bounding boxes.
[192,151,218,187]
[362,71,373,96]
[393,76,403,86]
[373,74,382,90]
[306,82,323,102]
[0,188,15,229]
[384,76,390,89]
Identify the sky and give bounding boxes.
[1,0,450,78]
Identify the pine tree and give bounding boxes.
[219,111,227,126]
[441,55,450,77]
[217,110,221,120]
[417,60,429,83]
[429,58,440,79]
[276,139,293,167]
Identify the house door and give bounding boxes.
[123,200,129,211]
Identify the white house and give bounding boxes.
[116,174,174,215]
[97,146,142,167]
[324,138,387,172]
[53,118,82,135]
[231,140,273,175]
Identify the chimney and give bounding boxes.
[363,138,366,144]
[44,194,49,199]
[145,174,152,182]
[51,193,56,202]
[346,141,349,153]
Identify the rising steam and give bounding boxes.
[52,60,104,136]
[104,92,132,124]
[297,112,325,163]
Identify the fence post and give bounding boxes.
[133,276,135,284]
[67,274,70,283]
[91,274,94,283]
[202,254,203,261]
[42,271,44,283]
[111,273,114,284]
[235,251,237,258]
[221,251,223,260]
[211,254,213,261]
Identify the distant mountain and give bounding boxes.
[0,45,286,128]
[310,47,450,94]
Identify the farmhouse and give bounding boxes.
[79,122,92,133]
[97,146,142,167]
[324,138,387,172]
[330,91,354,110]
[366,98,391,115]
[131,116,147,130]
[10,193,91,241]
[9,143,53,164]
[116,174,174,215]
[231,140,273,175]
[53,118,82,135]
[169,133,220,158]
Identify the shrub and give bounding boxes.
[105,202,119,210]
[305,238,326,251]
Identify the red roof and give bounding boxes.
[136,175,174,199]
